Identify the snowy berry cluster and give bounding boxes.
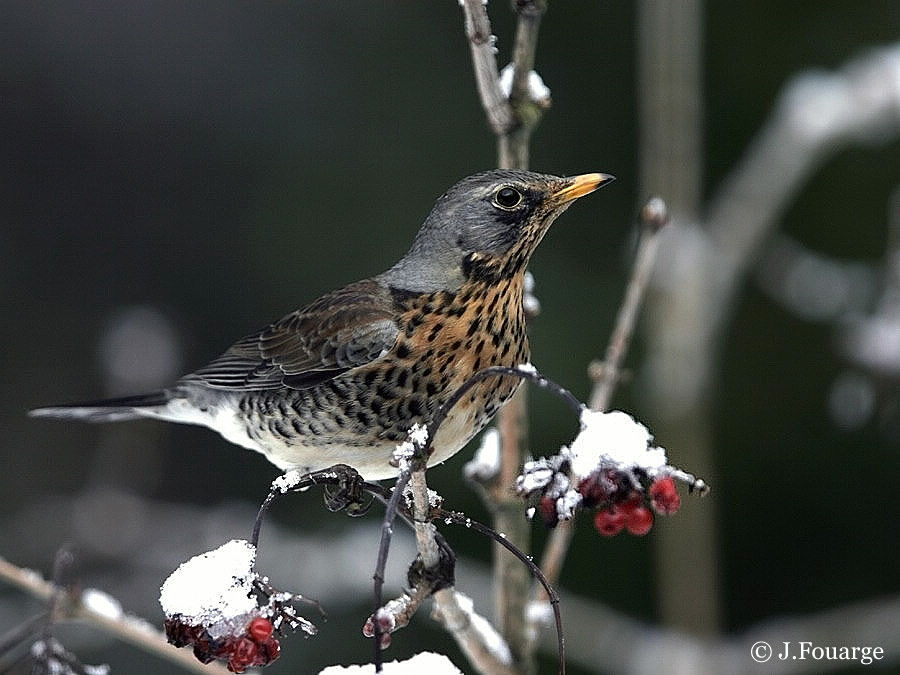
[165,615,280,673]
[160,539,316,672]
[582,472,680,537]
[517,409,705,537]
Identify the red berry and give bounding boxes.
[593,507,625,536]
[192,641,217,665]
[618,492,643,515]
[578,468,619,507]
[227,637,257,673]
[248,616,274,642]
[625,505,654,535]
[539,495,559,527]
[650,477,681,514]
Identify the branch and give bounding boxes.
[460,2,549,666]
[461,0,514,135]
[534,199,669,598]
[0,554,227,674]
[411,471,521,675]
[363,440,521,675]
[500,0,548,168]
[590,197,670,411]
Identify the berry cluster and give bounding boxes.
[585,474,681,537]
[165,615,280,673]
[519,450,690,538]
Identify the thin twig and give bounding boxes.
[439,509,565,675]
[500,0,548,168]
[509,1,546,102]
[408,467,523,675]
[0,611,50,660]
[430,589,519,675]
[536,198,669,597]
[590,197,669,411]
[460,0,513,135]
[0,555,227,674]
[426,366,583,444]
[372,466,413,672]
[464,1,549,667]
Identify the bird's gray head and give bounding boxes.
[380,169,614,293]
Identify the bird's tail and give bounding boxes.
[29,391,172,422]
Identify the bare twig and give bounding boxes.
[642,40,900,633]
[430,589,519,675]
[461,0,513,135]
[590,197,670,411]
[409,468,520,675]
[438,509,564,675]
[533,199,670,599]
[372,466,413,671]
[500,0,548,169]
[426,366,583,440]
[0,555,227,674]
[460,2,550,667]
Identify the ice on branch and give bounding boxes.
[516,362,538,375]
[272,469,304,494]
[160,539,314,672]
[392,423,429,471]
[81,588,123,620]
[464,427,501,481]
[499,63,551,105]
[319,651,463,674]
[517,409,707,536]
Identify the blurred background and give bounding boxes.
[2,1,899,673]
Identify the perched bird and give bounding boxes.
[31,170,613,479]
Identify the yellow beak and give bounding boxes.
[552,172,615,203]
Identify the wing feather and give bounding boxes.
[181,281,399,391]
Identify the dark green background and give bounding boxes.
[2,2,898,673]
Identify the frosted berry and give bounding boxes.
[625,505,654,535]
[539,495,559,527]
[248,616,274,642]
[650,477,681,514]
[594,507,625,536]
[578,468,626,507]
[228,637,259,673]
[618,492,643,514]
[259,636,281,662]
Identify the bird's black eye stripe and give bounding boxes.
[493,186,523,210]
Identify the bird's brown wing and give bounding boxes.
[181,280,399,391]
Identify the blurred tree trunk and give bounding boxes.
[637,0,723,635]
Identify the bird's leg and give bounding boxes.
[317,464,372,516]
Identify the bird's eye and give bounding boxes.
[493,186,523,210]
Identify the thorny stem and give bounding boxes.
[537,199,669,598]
